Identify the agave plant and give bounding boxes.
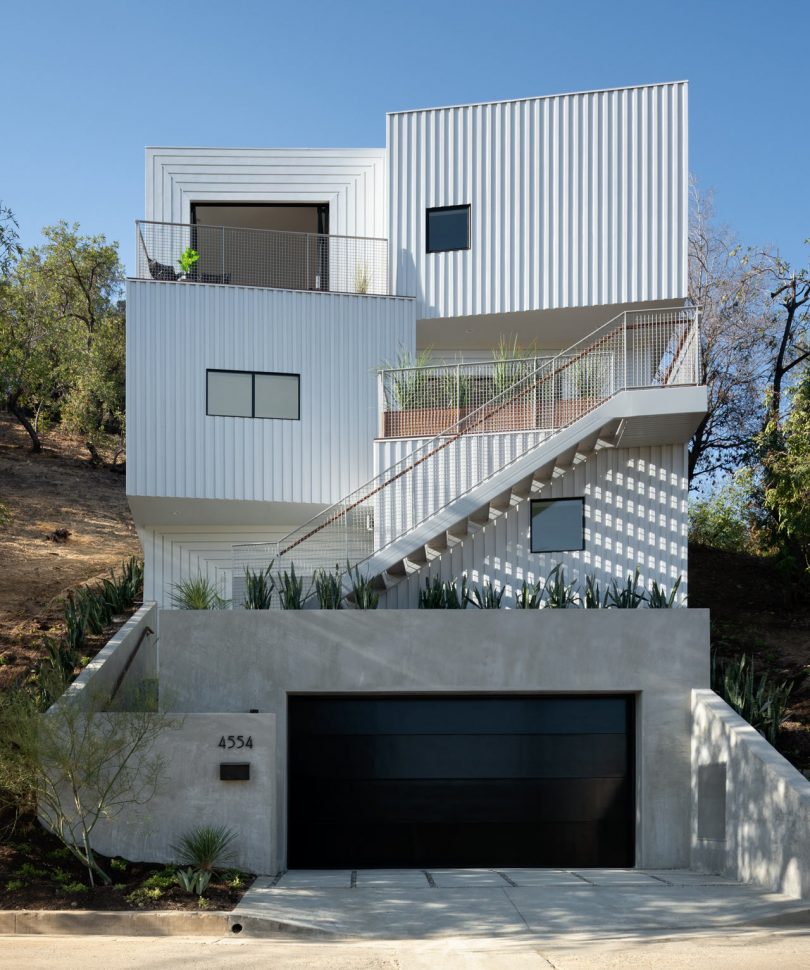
[243,564,274,610]
[175,866,212,895]
[346,562,379,610]
[314,565,344,609]
[647,576,683,608]
[470,578,505,609]
[275,564,311,610]
[515,578,543,609]
[418,574,470,609]
[541,564,580,608]
[170,575,227,610]
[605,567,646,609]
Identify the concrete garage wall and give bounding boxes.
[85,714,276,875]
[691,689,810,899]
[158,609,709,871]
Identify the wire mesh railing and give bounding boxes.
[135,220,391,296]
[232,306,700,604]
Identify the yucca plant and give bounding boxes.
[243,564,274,610]
[471,578,505,609]
[171,824,237,875]
[170,575,227,610]
[443,574,470,609]
[275,564,311,610]
[346,562,379,610]
[582,573,607,609]
[712,653,793,746]
[418,575,446,609]
[515,579,543,609]
[647,576,683,608]
[314,565,344,609]
[541,564,580,608]
[605,567,646,609]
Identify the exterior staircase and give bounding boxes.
[233,307,702,604]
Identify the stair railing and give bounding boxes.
[233,306,700,594]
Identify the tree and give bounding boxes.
[687,182,774,483]
[762,255,810,433]
[0,202,21,279]
[0,673,180,887]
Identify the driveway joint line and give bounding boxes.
[566,870,596,885]
[422,870,437,888]
[496,870,518,887]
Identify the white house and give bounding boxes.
[97,82,807,890]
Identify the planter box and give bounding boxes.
[383,407,472,439]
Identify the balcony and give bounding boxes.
[135,220,392,296]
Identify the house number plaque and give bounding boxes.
[218,735,253,749]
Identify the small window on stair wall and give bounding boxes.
[530,498,585,553]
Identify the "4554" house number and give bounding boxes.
[218,735,253,750]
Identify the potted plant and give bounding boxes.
[178,246,200,281]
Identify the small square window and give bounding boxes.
[207,371,252,417]
[530,498,585,553]
[254,373,299,420]
[426,205,470,253]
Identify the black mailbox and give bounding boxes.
[220,762,250,781]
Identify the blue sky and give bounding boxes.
[2,0,808,274]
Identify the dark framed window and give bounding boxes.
[426,204,470,253]
[530,498,585,553]
[206,369,300,420]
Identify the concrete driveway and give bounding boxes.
[232,868,810,942]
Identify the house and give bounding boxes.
[93,81,805,888]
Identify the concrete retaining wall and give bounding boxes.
[691,688,810,899]
[58,602,158,710]
[158,608,710,871]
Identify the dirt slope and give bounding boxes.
[0,415,140,689]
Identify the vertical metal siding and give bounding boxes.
[144,148,387,239]
[387,82,688,318]
[379,443,689,608]
[126,280,415,505]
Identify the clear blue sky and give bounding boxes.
[2,0,808,275]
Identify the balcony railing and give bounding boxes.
[135,220,391,296]
[378,309,701,438]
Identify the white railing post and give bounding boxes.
[377,371,386,437]
[622,312,628,390]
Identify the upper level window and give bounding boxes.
[530,498,585,553]
[206,369,300,420]
[426,205,470,253]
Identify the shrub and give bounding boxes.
[689,472,753,552]
[541,565,580,608]
[141,868,177,891]
[275,564,311,610]
[346,563,379,610]
[171,824,237,874]
[170,575,227,610]
[314,565,343,609]
[582,574,607,609]
[243,565,274,610]
[470,578,505,609]
[126,886,163,907]
[712,652,793,746]
[5,880,23,892]
[418,574,470,609]
[515,579,543,609]
[605,567,646,609]
[648,576,683,608]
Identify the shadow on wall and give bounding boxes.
[692,689,810,900]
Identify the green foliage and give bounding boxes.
[381,347,434,410]
[170,575,227,610]
[470,578,505,609]
[648,576,683,608]
[243,564,274,610]
[582,573,607,609]
[109,857,128,872]
[314,565,343,609]
[347,562,379,610]
[141,868,177,891]
[175,867,212,895]
[712,652,793,746]
[275,563,311,610]
[491,335,536,397]
[17,862,47,880]
[5,880,23,892]
[0,501,11,529]
[43,636,78,679]
[541,564,580,609]
[605,567,646,609]
[224,870,245,889]
[418,574,470,609]
[515,579,544,609]
[62,881,88,894]
[171,824,237,874]
[127,886,163,906]
[689,471,754,553]
[178,247,200,276]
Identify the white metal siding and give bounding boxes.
[145,148,387,239]
[126,280,415,504]
[379,443,689,607]
[388,82,688,318]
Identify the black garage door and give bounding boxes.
[288,695,634,869]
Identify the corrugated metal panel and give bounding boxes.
[379,443,689,608]
[145,147,387,239]
[126,280,415,504]
[388,82,688,317]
